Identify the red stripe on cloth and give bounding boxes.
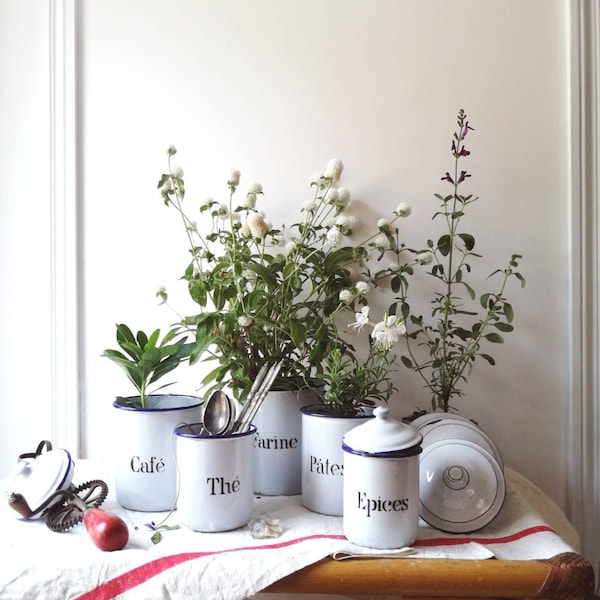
[76,526,557,599]
[414,525,556,547]
[75,533,346,600]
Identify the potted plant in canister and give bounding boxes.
[102,323,202,512]
[157,150,413,495]
[388,110,526,533]
[300,306,403,516]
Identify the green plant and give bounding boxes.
[157,149,412,406]
[392,110,526,412]
[102,324,193,408]
[310,305,405,415]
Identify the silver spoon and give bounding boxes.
[203,390,233,435]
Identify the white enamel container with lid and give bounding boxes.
[342,406,422,549]
[410,412,506,533]
[419,438,506,533]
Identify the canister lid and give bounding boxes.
[342,406,422,457]
[419,439,505,533]
[10,449,74,518]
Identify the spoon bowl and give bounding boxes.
[203,390,234,436]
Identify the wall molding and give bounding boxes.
[49,0,80,455]
[568,0,600,579]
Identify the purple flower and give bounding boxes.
[457,170,471,183]
[441,172,454,183]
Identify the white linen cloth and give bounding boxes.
[0,461,578,600]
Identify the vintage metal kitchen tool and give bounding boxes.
[7,440,109,532]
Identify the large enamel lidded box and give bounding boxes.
[342,406,422,549]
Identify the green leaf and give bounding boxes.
[462,281,476,300]
[245,262,278,288]
[493,322,514,332]
[480,353,496,365]
[289,320,307,348]
[437,234,452,257]
[151,532,162,544]
[485,332,504,343]
[400,356,413,369]
[480,293,491,309]
[504,302,514,323]
[458,233,475,251]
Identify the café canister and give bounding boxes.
[342,406,422,549]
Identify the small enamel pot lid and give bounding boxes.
[419,439,505,533]
[343,406,422,457]
[11,449,74,518]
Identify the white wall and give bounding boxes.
[0,2,54,473]
[2,0,591,581]
[80,0,570,502]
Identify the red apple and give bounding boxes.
[83,508,129,551]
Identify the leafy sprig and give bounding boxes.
[392,110,526,412]
[102,324,192,408]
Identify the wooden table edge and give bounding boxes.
[263,552,595,599]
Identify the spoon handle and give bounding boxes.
[230,363,270,433]
[236,362,282,433]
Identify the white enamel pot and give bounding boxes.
[253,388,316,496]
[112,394,203,512]
[419,438,506,533]
[174,423,255,532]
[411,412,503,469]
[301,406,372,516]
[342,406,422,549]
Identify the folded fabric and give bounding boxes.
[0,461,578,600]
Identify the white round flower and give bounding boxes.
[244,193,257,209]
[246,212,271,239]
[339,289,354,304]
[395,203,412,217]
[311,172,324,186]
[237,315,254,328]
[326,227,343,247]
[303,199,318,212]
[323,187,339,205]
[166,145,177,156]
[248,182,263,194]
[285,239,298,253]
[416,250,434,265]
[335,215,356,234]
[200,197,215,209]
[186,220,198,233]
[377,218,390,230]
[355,281,370,296]
[214,203,229,218]
[336,188,351,208]
[172,166,184,179]
[325,158,344,182]
[228,169,241,187]
[373,234,388,250]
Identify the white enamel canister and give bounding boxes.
[412,412,506,533]
[174,422,255,532]
[342,406,422,549]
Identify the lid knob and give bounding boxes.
[373,406,390,420]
